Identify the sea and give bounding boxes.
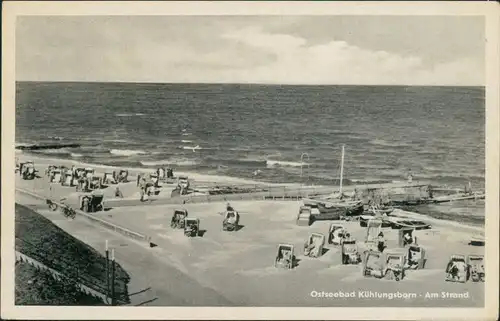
[15,82,486,221]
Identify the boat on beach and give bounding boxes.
[387,183,484,207]
[388,219,432,230]
[430,192,485,203]
[302,144,364,219]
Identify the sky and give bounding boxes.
[16,16,485,86]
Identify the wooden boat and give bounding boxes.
[431,192,485,203]
[303,144,364,219]
[389,199,429,206]
[390,183,485,206]
[469,234,485,246]
[359,214,392,228]
[389,219,431,230]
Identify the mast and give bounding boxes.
[339,144,345,195]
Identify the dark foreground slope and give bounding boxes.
[15,203,131,305]
[15,261,105,305]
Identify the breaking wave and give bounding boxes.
[31,148,72,156]
[178,145,210,151]
[109,149,147,156]
[370,139,410,148]
[140,158,198,167]
[266,160,309,167]
[115,113,146,117]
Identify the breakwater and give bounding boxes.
[16,143,82,150]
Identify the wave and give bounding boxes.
[102,139,131,143]
[369,139,410,148]
[266,160,309,167]
[70,153,83,158]
[47,136,64,140]
[109,149,147,156]
[202,157,266,168]
[178,145,211,151]
[15,143,35,148]
[140,159,198,167]
[227,147,253,152]
[181,140,193,143]
[115,113,146,117]
[358,163,393,170]
[30,148,72,156]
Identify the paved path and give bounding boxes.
[15,192,234,306]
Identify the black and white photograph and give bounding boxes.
[2,1,498,320]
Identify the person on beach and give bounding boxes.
[139,186,145,202]
[403,232,413,246]
[377,232,386,252]
[115,187,123,198]
[407,170,413,183]
[447,260,466,281]
[465,182,473,195]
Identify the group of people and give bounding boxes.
[376,230,413,253]
[155,167,174,180]
[328,227,354,245]
[137,173,159,202]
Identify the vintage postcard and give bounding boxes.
[2,1,499,320]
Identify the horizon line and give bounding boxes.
[15,80,485,88]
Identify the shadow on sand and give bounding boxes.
[135,297,158,306]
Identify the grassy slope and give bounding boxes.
[15,203,131,305]
[15,261,105,305]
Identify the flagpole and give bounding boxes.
[105,240,109,305]
[111,248,116,306]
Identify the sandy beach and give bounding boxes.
[16,153,298,187]
[15,154,485,307]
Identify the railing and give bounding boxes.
[104,185,328,207]
[16,187,156,247]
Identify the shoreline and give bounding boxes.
[16,153,299,187]
[16,151,458,189]
[15,153,485,231]
[15,142,486,191]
